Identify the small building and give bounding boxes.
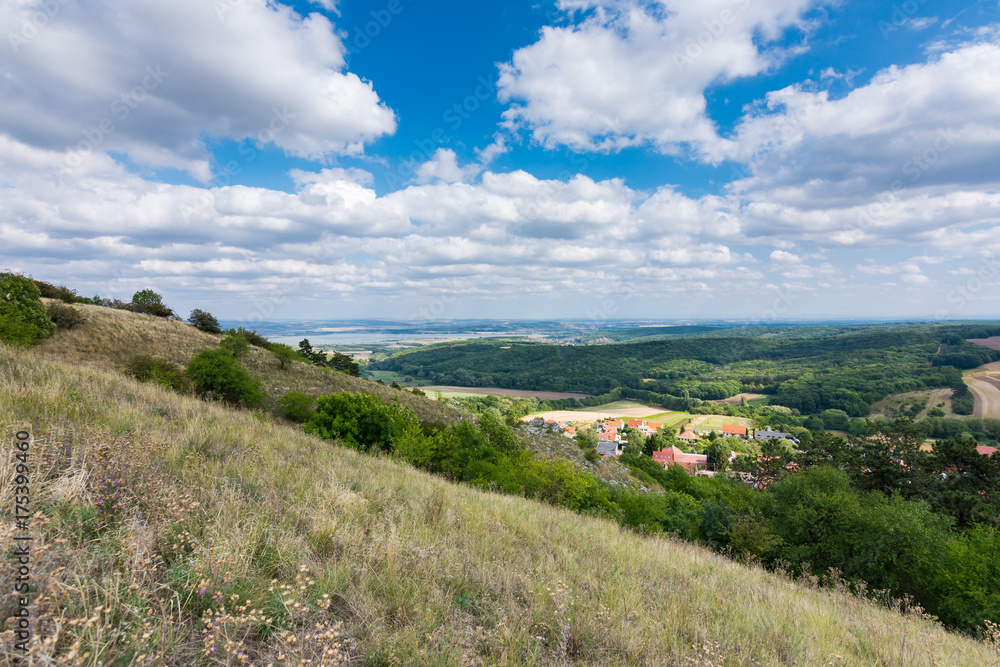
[652,446,708,475]
[754,427,790,441]
[607,420,625,430]
[597,432,620,442]
[677,430,699,443]
[627,419,644,428]
[977,445,998,457]
[722,424,747,438]
[596,442,621,458]
[562,426,576,439]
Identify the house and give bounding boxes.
[627,419,644,428]
[652,446,708,475]
[596,442,621,458]
[677,430,699,443]
[562,426,576,439]
[597,432,620,442]
[647,422,662,431]
[721,424,747,438]
[977,445,998,457]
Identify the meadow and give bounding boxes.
[3,341,998,665]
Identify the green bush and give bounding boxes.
[46,301,86,330]
[188,309,222,334]
[0,273,57,345]
[33,279,81,303]
[124,355,191,393]
[187,349,265,408]
[279,392,315,423]
[304,392,420,453]
[219,333,250,359]
[230,326,272,349]
[127,289,177,319]
[270,343,300,370]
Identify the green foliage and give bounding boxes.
[230,326,272,349]
[186,348,265,408]
[575,429,598,450]
[0,273,57,345]
[46,301,85,330]
[705,441,729,472]
[124,355,191,393]
[219,333,250,359]
[371,324,1000,417]
[127,289,177,318]
[269,343,300,370]
[188,309,222,334]
[298,338,360,376]
[278,391,315,423]
[304,392,420,453]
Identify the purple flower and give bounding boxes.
[199,588,206,595]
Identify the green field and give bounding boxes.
[695,415,757,432]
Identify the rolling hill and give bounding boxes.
[0,305,996,663]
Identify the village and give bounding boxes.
[532,416,800,476]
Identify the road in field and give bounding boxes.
[969,377,1000,418]
[421,386,591,400]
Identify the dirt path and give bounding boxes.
[969,377,1000,419]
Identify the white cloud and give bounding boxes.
[0,0,395,181]
[497,0,821,153]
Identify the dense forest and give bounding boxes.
[371,324,1000,416]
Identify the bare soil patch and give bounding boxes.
[710,392,764,406]
[968,337,1000,351]
[969,377,1000,419]
[423,386,591,400]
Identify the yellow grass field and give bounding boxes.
[422,386,591,401]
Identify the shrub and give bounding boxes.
[304,392,421,453]
[128,289,177,318]
[33,279,81,303]
[279,392,315,422]
[270,343,300,370]
[0,273,57,345]
[188,309,222,334]
[584,448,600,464]
[46,302,85,330]
[219,333,250,359]
[124,355,191,392]
[231,326,272,349]
[187,349,265,408]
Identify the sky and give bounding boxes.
[2,0,1000,323]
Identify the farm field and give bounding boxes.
[965,360,1000,419]
[693,415,758,432]
[420,385,591,400]
[524,400,668,423]
[969,336,1000,350]
[710,392,765,406]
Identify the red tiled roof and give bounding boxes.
[977,445,998,457]
[722,424,747,435]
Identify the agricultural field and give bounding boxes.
[693,415,758,433]
[421,385,590,401]
[524,401,668,424]
[966,361,1000,419]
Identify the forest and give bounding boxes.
[371,324,1000,417]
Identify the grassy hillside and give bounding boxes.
[35,299,464,426]
[2,347,999,663]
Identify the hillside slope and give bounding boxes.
[2,342,996,665]
[35,299,466,425]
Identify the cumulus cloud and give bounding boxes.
[0,0,396,181]
[497,0,821,153]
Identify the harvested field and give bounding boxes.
[711,392,764,406]
[968,336,1000,350]
[524,401,667,423]
[422,385,591,400]
[968,376,1000,419]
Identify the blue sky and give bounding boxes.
[2,0,999,322]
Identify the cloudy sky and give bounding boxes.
[2,0,999,322]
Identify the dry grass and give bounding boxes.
[0,342,996,666]
[33,301,466,427]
